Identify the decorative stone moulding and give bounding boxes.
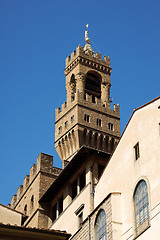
[65,56,111,76]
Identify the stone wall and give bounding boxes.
[71,194,112,240]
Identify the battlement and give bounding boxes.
[55,91,120,121]
[65,45,110,72]
[10,153,62,209]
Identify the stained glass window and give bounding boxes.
[134,180,149,228]
[96,210,107,240]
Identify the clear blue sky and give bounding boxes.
[0,0,160,206]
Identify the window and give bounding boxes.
[98,164,104,179]
[79,170,86,191]
[58,126,62,134]
[30,195,34,213]
[71,115,75,123]
[134,180,149,233]
[65,121,68,128]
[85,72,101,99]
[78,212,83,227]
[24,204,27,215]
[95,210,107,240]
[72,179,77,200]
[51,203,57,222]
[84,114,90,122]
[75,204,84,229]
[108,122,114,131]
[97,118,102,127]
[134,142,140,160]
[58,196,63,215]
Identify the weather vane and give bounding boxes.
[85,24,90,43]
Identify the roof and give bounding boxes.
[0,222,71,239]
[40,146,110,203]
[0,203,25,216]
[121,96,160,140]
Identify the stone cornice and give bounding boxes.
[64,56,112,76]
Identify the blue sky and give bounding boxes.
[0,0,160,206]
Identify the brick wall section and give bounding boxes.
[10,153,62,228]
[71,195,112,240]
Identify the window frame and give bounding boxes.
[95,209,107,240]
[134,142,140,160]
[97,118,102,127]
[134,180,150,237]
[84,114,90,123]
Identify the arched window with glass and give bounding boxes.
[95,209,107,240]
[134,180,149,230]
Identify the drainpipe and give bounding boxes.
[88,215,91,240]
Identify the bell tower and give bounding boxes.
[55,27,120,168]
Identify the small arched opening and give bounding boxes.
[70,74,76,101]
[85,72,101,99]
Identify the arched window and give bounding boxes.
[95,210,107,240]
[134,180,149,229]
[85,72,101,99]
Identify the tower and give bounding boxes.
[55,28,120,168]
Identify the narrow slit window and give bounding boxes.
[65,121,68,128]
[72,179,77,200]
[134,142,140,160]
[58,196,63,215]
[84,114,90,122]
[97,118,102,127]
[80,170,86,191]
[51,203,57,222]
[71,115,75,123]
[108,122,114,131]
[58,126,62,134]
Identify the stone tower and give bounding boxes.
[55,29,120,168]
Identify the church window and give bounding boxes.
[84,114,90,122]
[134,180,149,233]
[72,179,77,200]
[58,196,63,215]
[80,170,86,191]
[71,115,75,123]
[58,126,62,134]
[108,122,114,131]
[134,142,140,160]
[95,210,107,240]
[65,121,68,128]
[97,118,102,127]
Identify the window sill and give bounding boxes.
[134,219,150,239]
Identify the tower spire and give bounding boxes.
[85,24,90,43]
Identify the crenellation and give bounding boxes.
[11,194,17,208]
[96,52,102,60]
[61,102,67,111]
[30,164,37,181]
[23,175,30,191]
[71,50,76,59]
[114,103,120,114]
[37,153,53,173]
[17,185,23,201]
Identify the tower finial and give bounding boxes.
[85,24,90,43]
